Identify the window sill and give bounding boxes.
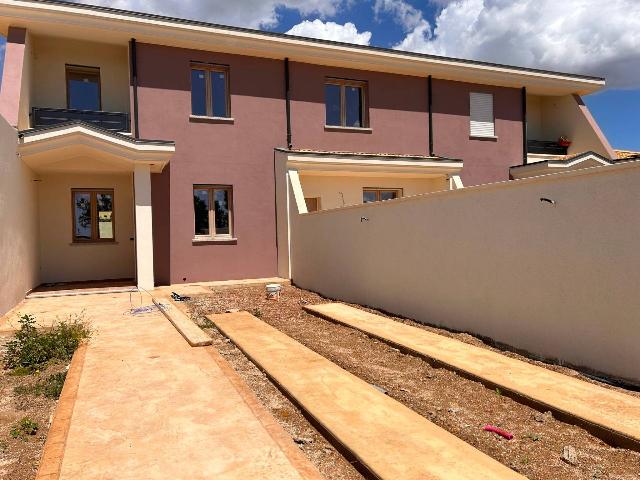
[324,125,372,133]
[470,135,498,141]
[189,115,235,124]
[69,241,119,246]
[192,237,238,245]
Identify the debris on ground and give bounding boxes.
[483,425,514,440]
[561,445,578,466]
[533,411,554,423]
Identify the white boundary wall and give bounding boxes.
[288,161,640,383]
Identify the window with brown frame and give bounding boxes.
[72,189,115,243]
[190,63,231,118]
[362,188,402,203]
[193,185,234,238]
[304,197,321,212]
[66,65,101,111]
[325,78,368,128]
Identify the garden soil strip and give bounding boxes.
[210,311,525,480]
[189,284,640,479]
[304,303,640,450]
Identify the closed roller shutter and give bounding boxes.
[470,92,495,137]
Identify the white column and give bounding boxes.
[134,164,155,291]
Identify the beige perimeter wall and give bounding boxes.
[0,116,39,316]
[38,173,135,284]
[290,161,640,383]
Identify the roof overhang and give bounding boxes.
[18,122,175,174]
[510,151,614,179]
[278,149,463,177]
[0,0,605,96]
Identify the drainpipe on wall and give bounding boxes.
[284,57,292,149]
[521,86,527,165]
[428,75,434,157]
[129,38,140,139]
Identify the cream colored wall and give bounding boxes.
[37,173,135,283]
[299,174,447,210]
[30,35,130,114]
[525,95,543,141]
[290,161,640,383]
[0,116,39,316]
[537,94,614,158]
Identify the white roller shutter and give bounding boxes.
[470,92,495,137]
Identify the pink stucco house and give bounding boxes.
[0,0,619,315]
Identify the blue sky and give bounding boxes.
[1,0,638,150]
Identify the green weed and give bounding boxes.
[10,417,38,439]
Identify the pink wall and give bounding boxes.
[432,79,523,185]
[289,62,429,155]
[136,44,286,284]
[0,27,27,127]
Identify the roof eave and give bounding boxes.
[0,0,605,96]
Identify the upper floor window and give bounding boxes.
[66,65,101,111]
[363,188,402,203]
[191,64,230,118]
[193,185,233,239]
[72,189,114,243]
[325,78,368,128]
[469,92,495,138]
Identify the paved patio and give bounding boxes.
[3,292,321,480]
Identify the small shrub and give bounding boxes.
[252,308,263,319]
[3,314,91,370]
[14,372,67,399]
[10,417,38,439]
[198,317,215,329]
[9,366,32,376]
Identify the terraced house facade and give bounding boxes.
[0,0,618,315]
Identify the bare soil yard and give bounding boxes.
[188,284,640,480]
[0,349,64,480]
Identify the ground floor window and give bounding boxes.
[362,188,402,203]
[72,189,115,242]
[304,197,321,212]
[193,185,233,238]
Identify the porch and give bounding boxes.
[18,121,174,291]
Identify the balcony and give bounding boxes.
[527,140,568,156]
[31,107,130,133]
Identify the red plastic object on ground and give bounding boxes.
[483,425,514,440]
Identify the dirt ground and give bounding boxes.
[0,339,64,480]
[188,284,640,480]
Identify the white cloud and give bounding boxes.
[286,19,371,45]
[373,0,424,31]
[67,0,346,29]
[388,0,640,88]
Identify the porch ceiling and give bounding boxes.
[18,121,175,174]
[279,148,463,177]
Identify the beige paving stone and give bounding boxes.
[12,293,319,480]
[210,311,524,480]
[305,303,640,448]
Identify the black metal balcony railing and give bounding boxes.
[527,139,568,156]
[31,107,130,132]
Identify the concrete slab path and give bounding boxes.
[210,311,525,480]
[305,303,640,449]
[7,293,321,480]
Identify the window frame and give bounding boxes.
[71,188,116,243]
[190,63,231,119]
[362,188,403,203]
[325,77,368,128]
[65,64,102,111]
[192,185,234,240]
[304,197,321,213]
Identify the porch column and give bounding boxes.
[134,164,155,291]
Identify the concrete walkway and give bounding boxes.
[7,293,321,480]
[305,303,640,449]
[210,311,524,480]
